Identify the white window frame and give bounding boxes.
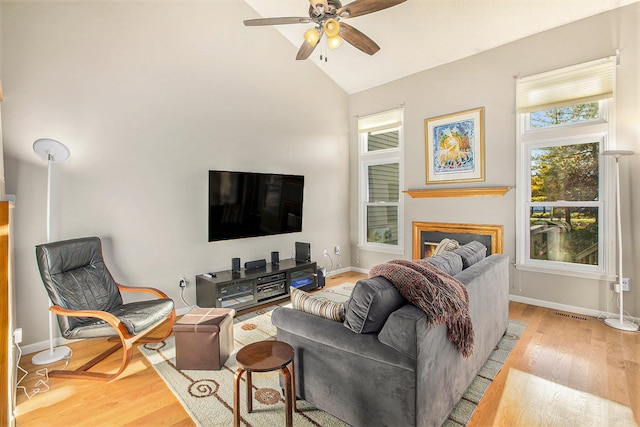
[358,109,404,254]
[516,61,617,280]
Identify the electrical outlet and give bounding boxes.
[179,278,187,288]
[335,245,341,255]
[323,249,329,257]
[621,277,631,292]
[13,328,22,344]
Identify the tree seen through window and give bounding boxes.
[528,103,600,265]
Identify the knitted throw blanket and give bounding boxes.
[369,259,474,358]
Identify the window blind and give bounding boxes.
[358,108,403,134]
[516,57,615,113]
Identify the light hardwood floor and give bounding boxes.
[15,272,640,426]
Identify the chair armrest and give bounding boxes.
[117,283,169,299]
[49,305,131,338]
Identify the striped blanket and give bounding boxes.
[369,259,474,358]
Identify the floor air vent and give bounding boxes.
[555,312,588,321]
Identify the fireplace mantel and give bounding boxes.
[403,187,511,198]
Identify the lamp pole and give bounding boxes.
[31,138,73,364]
[602,150,638,332]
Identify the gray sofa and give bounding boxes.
[271,247,509,427]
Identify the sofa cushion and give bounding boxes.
[452,241,487,269]
[423,251,464,276]
[343,277,405,334]
[290,288,345,322]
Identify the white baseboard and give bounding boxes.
[325,266,354,277]
[509,294,640,325]
[350,266,369,274]
[20,338,74,357]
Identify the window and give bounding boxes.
[516,58,616,277]
[358,108,404,253]
[528,137,601,266]
[529,102,601,129]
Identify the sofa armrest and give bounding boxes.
[455,254,510,343]
[271,306,414,370]
[377,304,426,359]
[414,253,510,427]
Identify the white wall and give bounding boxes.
[349,3,640,317]
[1,1,350,348]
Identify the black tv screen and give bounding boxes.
[208,170,304,242]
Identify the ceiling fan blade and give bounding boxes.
[340,22,380,55]
[243,17,312,26]
[337,0,406,18]
[296,39,319,60]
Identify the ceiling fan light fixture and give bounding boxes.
[323,18,340,38]
[327,34,343,50]
[303,27,321,47]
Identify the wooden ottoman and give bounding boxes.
[173,307,235,370]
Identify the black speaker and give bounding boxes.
[295,242,311,263]
[232,257,241,273]
[245,259,267,270]
[271,251,279,265]
[316,268,326,288]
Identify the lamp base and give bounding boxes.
[32,346,72,365]
[604,317,639,332]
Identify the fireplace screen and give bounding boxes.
[412,222,503,259]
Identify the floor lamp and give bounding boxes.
[602,149,638,332]
[31,138,73,364]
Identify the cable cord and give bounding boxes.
[15,342,71,399]
[323,253,334,273]
[180,286,198,309]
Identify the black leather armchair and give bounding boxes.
[35,236,176,381]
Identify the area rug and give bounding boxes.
[140,284,525,427]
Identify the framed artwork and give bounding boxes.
[424,107,485,184]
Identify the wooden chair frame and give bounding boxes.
[48,283,176,382]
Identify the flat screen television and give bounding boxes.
[208,170,304,242]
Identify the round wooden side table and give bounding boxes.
[233,340,296,427]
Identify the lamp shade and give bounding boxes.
[601,149,634,159]
[304,27,321,47]
[323,19,340,38]
[327,35,343,50]
[33,138,70,162]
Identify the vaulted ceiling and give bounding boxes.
[244,0,638,94]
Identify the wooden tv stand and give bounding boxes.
[195,259,318,311]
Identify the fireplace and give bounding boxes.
[412,222,503,259]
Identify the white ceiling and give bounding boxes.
[243,0,638,94]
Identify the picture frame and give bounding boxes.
[424,107,485,184]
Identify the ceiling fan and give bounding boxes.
[244,0,407,60]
